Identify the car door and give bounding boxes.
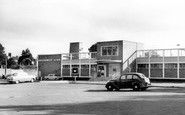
[125,74,133,88]
[119,75,127,88]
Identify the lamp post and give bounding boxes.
[4,53,11,77]
[177,44,180,79]
[4,55,8,77]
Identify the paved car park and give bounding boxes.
[1,81,185,115]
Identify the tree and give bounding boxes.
[88,43,97,52]
[18,48,34,66]
[0,43,7,66]
[7,57,21,69]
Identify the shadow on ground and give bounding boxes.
[1,98,185,115]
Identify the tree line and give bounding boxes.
[0,43,35,69]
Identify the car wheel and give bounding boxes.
[107,85,114,91]
[30,78,34,83]
[55,78,58,80]
[133,84,140,91]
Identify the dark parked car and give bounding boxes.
[105,73,151,91]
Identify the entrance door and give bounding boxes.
[97,65,106,77]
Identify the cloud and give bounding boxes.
[0,0,185,57]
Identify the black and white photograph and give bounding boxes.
[0,0,185,114]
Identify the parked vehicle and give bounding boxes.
[44,74,58,80]
[105,73,151,91]
[6,72,36,84]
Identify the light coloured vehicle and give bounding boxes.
[6,72,36,84]
[44,74,58,80]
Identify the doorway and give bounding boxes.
[97,65,106,77]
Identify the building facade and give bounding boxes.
[38,40,185,80]
[136,49,185,79]
[37,40,143,80]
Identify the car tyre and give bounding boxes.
[107,85,114,91]
[133,84,140,91]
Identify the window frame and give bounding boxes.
[101,45,119,56]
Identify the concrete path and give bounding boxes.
[40,80,185,88]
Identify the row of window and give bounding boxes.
[63,65,97,69]
[137,49,185,57]
[61,45,119,60]
[121,74,138,80]
[138,63,185,69]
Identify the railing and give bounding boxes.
[61,52,97,60]
[137,48,185,58]
[123,51,137,72]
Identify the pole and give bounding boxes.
[5,56,7,77]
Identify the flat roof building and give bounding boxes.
[38,40,185,81]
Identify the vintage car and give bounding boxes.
[105,73,151,91]
[44,74,58,80]
[6,72,36,84]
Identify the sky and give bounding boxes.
[0,0,185,58]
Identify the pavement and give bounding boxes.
[69,81,185,88]
[1,79,185,88]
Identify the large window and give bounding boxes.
[138,64,149,69]
[101,46,118,56]
[180,63,185,69]
[151,64,163,69]
[63,65,70,69]
[81,65,89,69]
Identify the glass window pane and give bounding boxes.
[133,75,138,79]
[180,63,185,69]
[127,75,132,79]
[165,63,177,69]
[81,65,89,69]
[101,46,118,56]
[138,64,148,69]
[151,64,162,69]
[102,47,107,56]
[107,47,112,55]
[72,65,79,68]
[63,65,70,68]
[121,75,126,80]
[113,46,118,55]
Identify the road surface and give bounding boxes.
[0,82,185,115]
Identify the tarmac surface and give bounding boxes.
[1,79,185,115]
